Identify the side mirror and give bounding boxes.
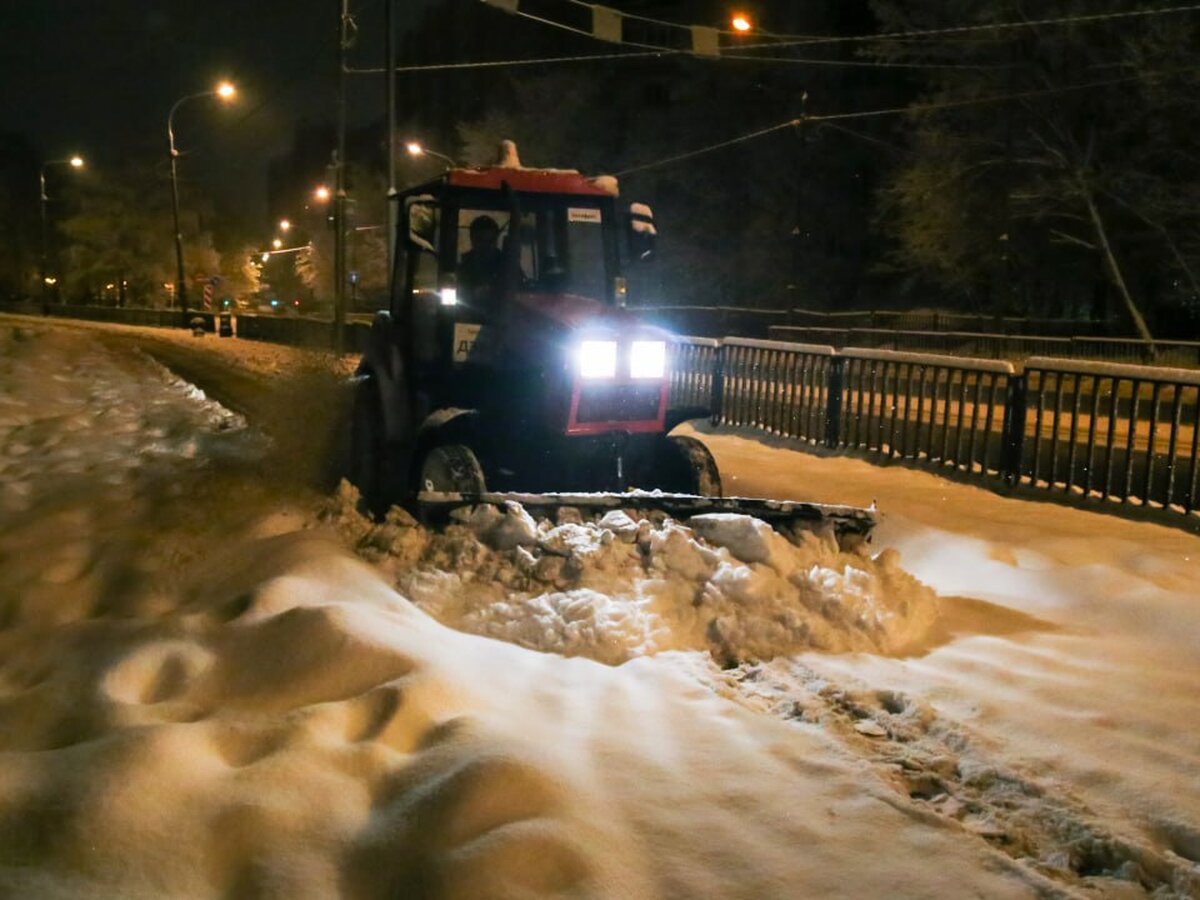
[627,202,657,260]
[405,195,438,251]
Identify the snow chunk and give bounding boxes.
[689,514,777,565]
[454,501,539,550]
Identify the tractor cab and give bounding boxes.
[351,142,715,513]
[394,162,655,390]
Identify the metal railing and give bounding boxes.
[667,336,720,411]
[671,335,1200,524]
[833,348,1017,477]
[1019,357,1200,513]
[716,338,836,446]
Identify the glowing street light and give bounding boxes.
[731,13,752,32]
[313,185,331,202]
[272,238,283,249]
[405,141,456,168]
[261,252,270,263]
[279,218,291,232]
[39,154,85,301]
[167,81,237,321]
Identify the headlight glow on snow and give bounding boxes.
[439,287,457,306]
[630,340,666,379]
[579,340,618,379]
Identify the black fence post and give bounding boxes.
[1000,373,1028,484]
[825,356,844,448]
[710,343,726,426]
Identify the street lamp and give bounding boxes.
[730,13,752,32]
[313,185,331,202]
[39,155,84,303]
[405,141,456,168]
[167,81,236,321]
[279,218,291,232]
[272,238,283,249]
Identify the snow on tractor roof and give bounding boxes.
[446,166,619,197]
[443,139,618,196]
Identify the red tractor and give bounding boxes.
[350,144,873,540]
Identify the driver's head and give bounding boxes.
[469,215,500,250]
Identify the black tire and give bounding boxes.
[418,444,487,495]
[350,379,396,516]
[648,435,723,497]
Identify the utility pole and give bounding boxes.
[385,0,398,301]
[333,0,351,354]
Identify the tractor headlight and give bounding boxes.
[630,340,666,379]
[579,340,618,379]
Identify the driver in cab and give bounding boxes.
[458,215,505,307]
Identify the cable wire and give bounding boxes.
[546,0,1200,45]
[614,66,1198,176]
[729,3,1200,50]
[347,47,1004,74]
[346,49,675,74]
[465,5,1019,72]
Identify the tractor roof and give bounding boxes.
[443,166,619,197]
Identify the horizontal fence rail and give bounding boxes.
[633,305,1118,339]
[768,325,1200,368]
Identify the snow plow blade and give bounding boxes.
[417,490,876,548]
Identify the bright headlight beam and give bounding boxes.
[439,287,457,306]
[630,340,667,379]
[579,340,618,379]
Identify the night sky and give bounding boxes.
[0,2,841,234]
[0,1,428,228]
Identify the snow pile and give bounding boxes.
[0,318,1146,897]
[318,484,940,665]
[0,523,1039,899]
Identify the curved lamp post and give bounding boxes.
[167,81,235,320]
[405,141,457,168]
[39,155,84,303]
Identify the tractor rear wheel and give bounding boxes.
[418,444,487,495]
[651,435,722,497]
[350,379,398,517]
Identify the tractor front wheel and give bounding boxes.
[350,379,399,517]
[650,435,722,497]
[418,444,487,496]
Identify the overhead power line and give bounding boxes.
[467,2,1018,71]
[729,3,1200,50]
[348,47,1006,74]
[614,67,1198,176]
[473,1,1199,70]
[347,49,673,74]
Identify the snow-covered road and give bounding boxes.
[2,316,1199,898]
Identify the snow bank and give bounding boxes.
[0,321,1102,897]
[318,484,940,665]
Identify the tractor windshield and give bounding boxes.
[454,197,610,304]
